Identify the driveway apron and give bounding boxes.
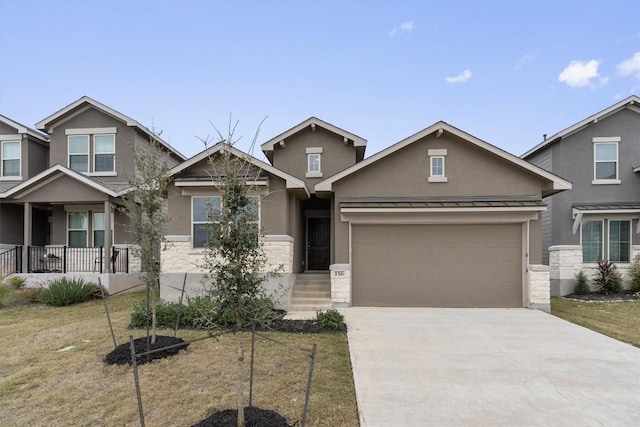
[346,307,640,427]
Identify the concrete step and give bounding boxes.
[292,291,331,299]
[289,303,332,312]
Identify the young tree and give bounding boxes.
[122,133,172,344]
[201,120,280,427]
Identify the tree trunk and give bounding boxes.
[150,281,157,344]
[236,314,245,427]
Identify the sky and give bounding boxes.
[0,0,639,160]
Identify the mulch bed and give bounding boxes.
[103,335,189,365]
[563,290,638,302]
[191,407,293,427]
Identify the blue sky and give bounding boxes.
[1,0,638,159]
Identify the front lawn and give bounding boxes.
[0,292,358,426]
[551,297,640,347]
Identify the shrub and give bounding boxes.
[316,309,345,331]
[130,296,223,329]
[593,260,623,295]
[0,282,18,308]
[9,276,25,289]
[573,271,590,295]
[40,277,95,306]
[634,292,640,301]
[630,254,640,292]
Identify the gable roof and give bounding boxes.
[522,95,640,159]
[315,121,572,197]
[0,164,125,199]
[35,96,187,161]
[261,116,367,162]
[170,142,310,197]
[0,114,49,142]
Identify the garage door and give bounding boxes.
[352,224,522,307]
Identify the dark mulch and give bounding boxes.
[103,335,189,366]
[192,406,293,427]
[258,319,345,334]
[564,290,638,302]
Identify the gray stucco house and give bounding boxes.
[522,95,640,295]
[161,117,571,312]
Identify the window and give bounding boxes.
[428,149,448,182]
[192,197,222,248]
[609,220,630,263]
[581,220,603,263]
[94,135,115,172]
[593,139,619,183]
[68,212,88,248]
[192,196,260,248]
[69,135,89,173]
[305,147,323,177]
[93,212,115,247]
[1,140,20,178]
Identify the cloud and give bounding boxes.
[617,52,640,78]
[445,70,472,83]
[558,60,601,87]
[515,54,533,70]
[389,21,414,36]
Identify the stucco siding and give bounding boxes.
[0,204,24,244]
[26,137,48,179]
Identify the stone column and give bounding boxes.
[549,245,582,296]
[330,264,350,307]
[529,265,550,312]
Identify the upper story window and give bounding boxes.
[305,147,323,178]
[428,149,448,182]
[66,128,116,175]
[593,137,620,184]
[1,140,21,178]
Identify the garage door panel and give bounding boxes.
[352,224,522,307]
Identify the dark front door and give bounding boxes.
[307,217,330,270]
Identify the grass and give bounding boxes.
[0,292,358,426]
[551,297,640,347]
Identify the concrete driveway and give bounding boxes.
[346,307,640,427]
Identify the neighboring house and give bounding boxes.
[0,97,186,286]
[522,95,640,295]
[161,117,571,312]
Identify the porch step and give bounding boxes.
[290,273,331,313]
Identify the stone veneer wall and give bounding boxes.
[529,265,550,312]
[160,235,295,310]
[549,244,640,296]
[329,264,350,307]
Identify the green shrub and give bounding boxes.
[593,260,623,295]
[40,277,95,306]
[633,292,640,301]
[316,309,345,331]
[630,254,640,292]
[573,271,590,295]
[130,296,223,329]
[9,276,25,289]
[0,282,18,307]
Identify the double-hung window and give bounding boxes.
[305,147,323,178]
[68,212,89,248]
[93,212,115,247]
[609,220,630,263]
[581,220,603,263]
[192,196,222,248]
[67,128,116,174]
[593,138,620,183]
[1,140,21,178]
[581,219,631,263]
[428,149,448,182]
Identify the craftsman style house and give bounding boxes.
[0,97,185,283]
[161,117,570,312]
[522,95,640,295]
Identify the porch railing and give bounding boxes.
[0,246,22,277]
[27,246,129,274]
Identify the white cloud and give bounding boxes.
[515,54,533,70]
[445,70,472,83]
[558,60,601,87]
[617,52,640,78]
[389,21,414,36]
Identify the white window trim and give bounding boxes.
[1,140,21,180]
[593,139,620,184]
[580,219,604,264]
[428,149,448,183]
[93,134,116,174]
[67,211,89,248]
[306,153,323,178]
[68,135,90,173]
[192,196,222,249]
[92,211,115,247]
[66,127,117,135]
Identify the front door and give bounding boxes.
[307,217,330,270]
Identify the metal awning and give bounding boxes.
[572,203,640,234]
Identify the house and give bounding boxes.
[522,95,640,296]
[0,97,186,290]
[160,117,571,312]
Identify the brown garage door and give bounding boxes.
[352,224,522,307]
